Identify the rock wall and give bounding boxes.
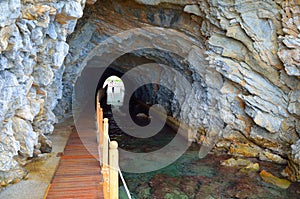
[0,0,299,188]
[0,0,85,187]
[56,0,300,182]
[199,0,300,181]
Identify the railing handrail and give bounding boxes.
[96,91,132,199]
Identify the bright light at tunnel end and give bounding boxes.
[72,27,222,173]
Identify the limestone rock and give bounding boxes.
[184,5,202,17]
[33,149,41,157]
[0,26,12,53]
[12,117,38,157]
[0,0,21,27]
[22,5,56,21]
[52,41,69,68]
[0,164,26,188]
[259,170,291,189]
[259,151,287,165]
[135,0,194,6]
[32,64,54,86]
[55,1,83,24]
[229,143,263,158]
[288,91,300,116]
[0,70,20,123]
[0,0,85,188]
[240,163,260,172]
[0,121,20,172]
[39,134,52,153]
[278,0,300,77]
[220,157,252,167]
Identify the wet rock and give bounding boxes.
[259,170,291,189]
[221,157,252,167]
[135,182,151,199]
[259,151,287,165]
[149,174,200,198]
[229,143,263,158]
[283,140,300,182]
[240,163,260,172]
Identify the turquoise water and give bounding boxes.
[106,109,300,199]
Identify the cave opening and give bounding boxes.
[94,50,187,149]
[1,0,300,197]
[67,1,300,197]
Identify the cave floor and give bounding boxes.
[0,118,74,199]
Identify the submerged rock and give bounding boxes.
[221,157,260,172]
[240,163,260,172]
[221,157,252,167]
[149,174,200,199]
[259,170,291,189]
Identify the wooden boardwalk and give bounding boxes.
[46,127,103,199]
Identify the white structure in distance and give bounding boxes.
[103,76,125,106]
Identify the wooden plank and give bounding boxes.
[46,128,103,199]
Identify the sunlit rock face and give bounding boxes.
[0,0,86,188]
[0,0,299,187]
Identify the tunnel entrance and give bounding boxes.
[69,0,300,197]
[103,76,125,107]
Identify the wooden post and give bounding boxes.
[96,102,101,142]
[102,118,110,199]
[99,108,103,133]
[103,118,109,166]
[102,166,110,199]
[97,103,104,167]
[109,141,119,199]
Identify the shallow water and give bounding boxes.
[106,108,300,199]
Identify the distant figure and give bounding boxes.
[110,80,114,93]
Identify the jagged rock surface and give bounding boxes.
[0,0,299,188]
[0,0,85,188]
[56,0,300,182]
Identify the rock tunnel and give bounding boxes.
[0,0,300,196]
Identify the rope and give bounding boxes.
[108,137,132,199]
[118,167,132,199]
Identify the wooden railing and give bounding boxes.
[96,91,119,199]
